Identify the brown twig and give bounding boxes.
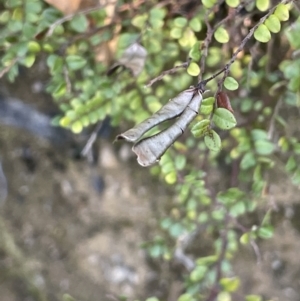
[145,60,190,88]
[198,0,253,81]
[0,57,19,78]
[205,214,229,301]
[81,121,104,157]
[46,4,107,37]
[199,0,293,88]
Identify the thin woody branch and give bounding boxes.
[199,0,294,88]
[145,60,190,88]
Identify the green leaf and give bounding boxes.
[196,255,217,265]
[217,188,245,206]
[245,295,262,301]
[202,0,217,9]
[251,129,268,140]
[170,27,182,39]
[146,298,160,301]
[214,27,229,43]
[285,156,297,172]
[69,14,88,33]
[187,62,200,76]
[12,7,23,20]
[71,121,83,134]
[165,171,177,184]
[240,152,256,170]
[230,201,246,217]
[66,55,87,70]
[274,3,289,21]
[200,97,214,114]
[254,140,275,155]
[47,54,63,73]
[217,291,231,301]
[27,41,41,53]
[60,116,71,127]
[256,0,269,11]
[21,54,35,67]
[225,0,240,8]
[0,10,10,23]
[174,17,188,28]
[257,226,273,239]
[178,293,195,301]
[149,7,166,20]
[190,265,208,282]
[213,108,237,130]
[264,14,281,33]
[220,277,240,292]
[254,24,271,43]
[240,232,250,245]
[191,119,210,137]
[169,223,185,238]
[62,294,75,301]
[175,155,186,170]
[205,130,221,152]
[149,7,165,28]
[224,77,239,90]
[132,13,148,28]
[189,41,201,61]
[285,18,300,48]
[189,17,202,32]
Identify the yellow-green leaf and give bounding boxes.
[274,3,289,21]
[224,76,239,90]
[264,14,281,33]
[240,232,250,245]
[213,108,237,130]
[21,54,35,68]
[254,24,271,43]
[205,130,221,152]
[189,17,202,32]
[226,0,240,7]
[214,27,229,43]
[27,41,41,53]
[187,62,200,76]
[256,0,269,11]
[165,171,177,184]
[220,277,240,292]
[191,119,210,137]
[71,121,83,134]
[202,0,217,9]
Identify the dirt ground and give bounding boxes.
[1,71,300,301]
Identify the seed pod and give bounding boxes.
[216,91,234,113]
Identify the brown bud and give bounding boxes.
[216,91,234,113]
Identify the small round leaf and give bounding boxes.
[240,232,251,245]
[205,130,222,152]
[187,62,200,76]
[189,17,202,32]
[274,3,289,21]
[191,119,210,137]
[226,0,240,7]
[220,277,240,292]
[224,76,239,90]
[174,17,188,28]
[71,121,83,134]
[202,0,216,8]
[254,140,275,155]
[264,14,281,33]
[66,55,87,70]
[214,27,229,43]
[213,108,237,130]
[254,24,271,43]
[256,0,269,12]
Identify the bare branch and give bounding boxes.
[145,60,190,88]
